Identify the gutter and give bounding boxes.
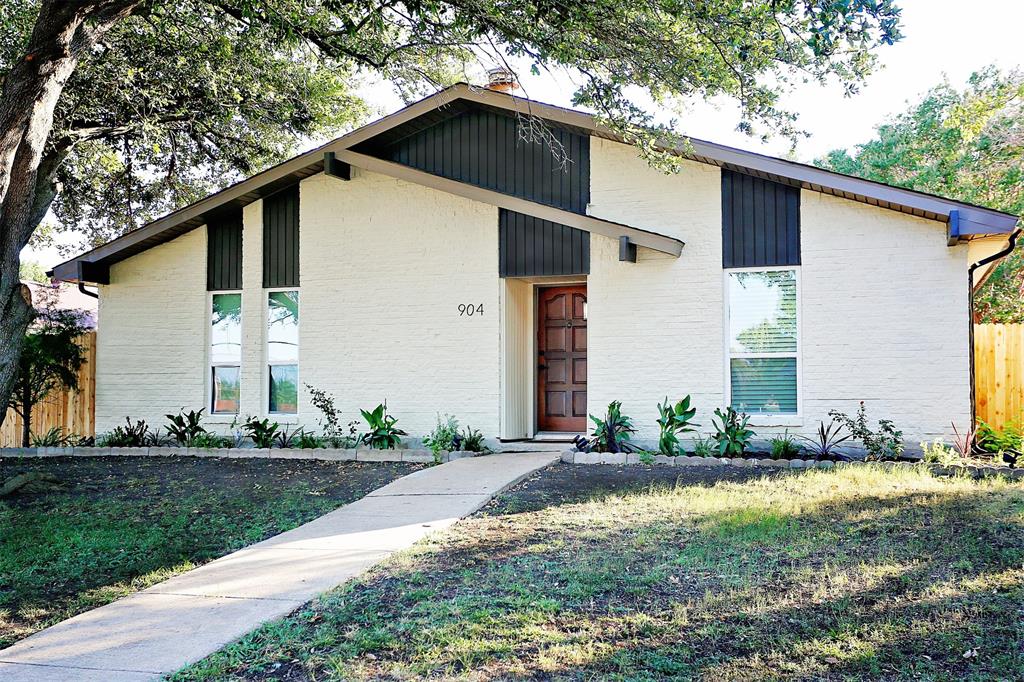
[968,228,1020,424]
[77,261,99,299]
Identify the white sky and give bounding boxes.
[24,0,1024,270]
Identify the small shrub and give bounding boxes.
[457,426,490,454]
[656,395,698,456]
[769,430,801,459]
[242,417,280,449]
[691,434,713,457]
[99,417,151,447]
[799,420,852,461]
[711,407,754,457]
[975,419,1020,467]
[921,438,959,465]
[638,451,655,464]
[828,402,904,461]
[359,402,406,450]
[587,401,638,453]
[165,408,207,446]
[307,384,359,448]
[424,414,460,461]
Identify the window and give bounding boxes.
[267,290,299,413]
[210,293,242,413]
[727,269,799,415]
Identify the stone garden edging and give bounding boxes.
[0,446,471,463]
[561,450,1024,479]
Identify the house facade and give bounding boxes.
[52,84,1019,448]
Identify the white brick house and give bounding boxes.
[52,84,1019,449]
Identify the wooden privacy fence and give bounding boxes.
[975,323,1024,429]
[0,332,96,447]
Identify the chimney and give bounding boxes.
[486,67,519,92]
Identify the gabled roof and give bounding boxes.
[52,83,1019,283]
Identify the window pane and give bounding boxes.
[268,291,299,362]
[211,293,242,363]
[728,271,797,354]
[269,364,298,413]
[211,366,240,413]
[730,358,797,414]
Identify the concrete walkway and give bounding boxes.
[0,452,559,681]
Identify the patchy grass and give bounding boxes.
[0,456,419,647]
[171,463,1024,681]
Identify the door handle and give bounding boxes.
[538,363,548,370]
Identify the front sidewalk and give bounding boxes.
[0,452,560,681]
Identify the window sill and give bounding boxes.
[747,415,803,428]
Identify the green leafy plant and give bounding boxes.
[359,402,406,450]
[295,430,326,449]
[691,434,713,458]
[456,426,490,454]
[769,430,801,459]
[424,414,460,462]
[99,417,151,447]
[798,420,852,461]
[828,402,904,461]
[975,419,1020,467]
[921,438,959,466]
[30,427,71,447]
[711,407,754,457]
[242,417,280,449]
[164,408,207,446]
[189,431,232,449]
[586,401,638,453]
[656,395,699,456]
[638,451,655,464]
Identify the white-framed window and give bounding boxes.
[725,267,800,417]
[210,292,242,414]
[266,289,299,414]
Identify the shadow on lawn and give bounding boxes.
[301,469,1024,681]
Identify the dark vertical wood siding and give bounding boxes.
[207,210,242,290]
[378,109,590,214]
[722,169,801,268]
[263,185,300,288]
[499,209,589,277]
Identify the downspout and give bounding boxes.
[76,261,99,299]
[967,228,1021,424]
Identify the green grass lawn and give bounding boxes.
[0,456,419,647]
[173,464,1024,681]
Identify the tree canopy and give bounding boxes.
[817,67,1023,321]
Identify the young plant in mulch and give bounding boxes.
[306,384,359,448]
[575,401,638,453]
[769,430,802,459]
[828,401,904,461]
[798,420,852,461]
[711,406,754,457]
[656,395,698,456]
[165,409,207,447]
[424,414,460,463]
[359,402,406,450]
[242,417,280,449]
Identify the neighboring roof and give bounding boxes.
[51,83,1020,283]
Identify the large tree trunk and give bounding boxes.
[0,1,138,425]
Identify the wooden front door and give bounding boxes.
[537,286,587,432]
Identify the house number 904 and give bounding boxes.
[458,303,484,316]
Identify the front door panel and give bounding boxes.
[538,286,587,432]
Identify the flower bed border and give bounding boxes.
[561,451,1024,479]
[0,446,471,463]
